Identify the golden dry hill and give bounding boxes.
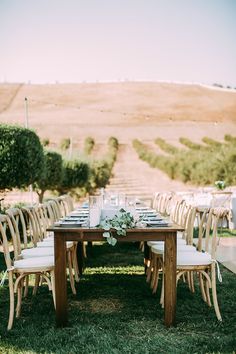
[0,81,236,144]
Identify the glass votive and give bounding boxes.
[89,195,102,227]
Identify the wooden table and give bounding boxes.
[48,224,184,327]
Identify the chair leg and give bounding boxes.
[67,250,77,295]
[204,271,212,307]
[72,244,80,282]
[7,272,15,331]
[23,275,29,297]
[16,284,23,318]
[199,273,207,303]
[211,264,222,321]
[152,257,162,294]
[33,274,40,295]
[146,253,153,283]
[190,272,195,293]
[50,270,56,309]
[150,254,157,290]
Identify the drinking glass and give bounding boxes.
[89,195,102,227]
[125,196,136,216]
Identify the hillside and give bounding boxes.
[1,81,236,202]
[0,82,236,144]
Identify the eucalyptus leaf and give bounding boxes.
[110,237,117,246]
[100,208,138,246]
[103,231,110,238]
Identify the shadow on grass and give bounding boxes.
[0,243,236,353]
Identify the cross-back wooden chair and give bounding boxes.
[0,214,55,330]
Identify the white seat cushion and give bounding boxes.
[21,247,54,259]
[147,238,186,248]
[37,240,74,248]
[14,256,54,271]
[42,236,54,242]
[177,251,212,266]
[177,231,184,238]
[152,244,196,254]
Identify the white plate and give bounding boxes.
[136,206,149,210]
[142,217,163,221]
[146,220,169,226]
[58,221,84,227]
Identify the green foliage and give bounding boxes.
[86,137,119,193]
[0,243,235,353]
[155,138,179,154]
[100,209,137,245]
[84,136,95,155]
[60,137,71,150]
[179,137,203,150]
[224,134,236,145]
[41,138,50,147]
[133,137,236,186]
[59,159,90,193]
[202,137,222,148]
[88,160,111,189]
[34,150,63,202]
[215,180,226,190]
[0,124,44,190]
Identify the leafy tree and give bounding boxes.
[34,150,63,203]
[0,124,44,190]
[41,138,50,147]
[58,159,90,193]
[84,137,95,155]
[60,138,71,150]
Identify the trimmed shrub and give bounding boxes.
[59,159,90,193]
[84,137,95,155]
[60,138,71,150]
[42,138,50,147]
[0,124,44,190]
[34,150,63,202]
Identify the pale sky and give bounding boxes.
[0,0,236,86]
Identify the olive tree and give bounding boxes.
[58,159,90,194]
[34,150,63,202]
[0,124,44,190]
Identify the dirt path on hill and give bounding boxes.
[105,143,192,199]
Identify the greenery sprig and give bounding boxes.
[99,208,137,246]
[215,180,226,190]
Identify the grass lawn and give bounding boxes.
[0,242,236,354]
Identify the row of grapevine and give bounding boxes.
[133,135,236,186]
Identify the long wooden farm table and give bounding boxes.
[48,224,184,327]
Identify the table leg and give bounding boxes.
[164,232,177,326]
[54,232,68,327]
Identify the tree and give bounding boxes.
[34,150,63,203]
[60,138,71,150]
[84,136,95,155]
[58,159,90,193]
[0,124,44,190]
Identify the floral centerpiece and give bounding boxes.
[99,208,139,246]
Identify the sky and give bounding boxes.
[0,0,236,86]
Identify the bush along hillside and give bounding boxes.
[83,136,95,155]
[54,136,119,198]
[86,137,119,193]
[133,135,236,186]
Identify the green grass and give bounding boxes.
[0,243,236,353]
